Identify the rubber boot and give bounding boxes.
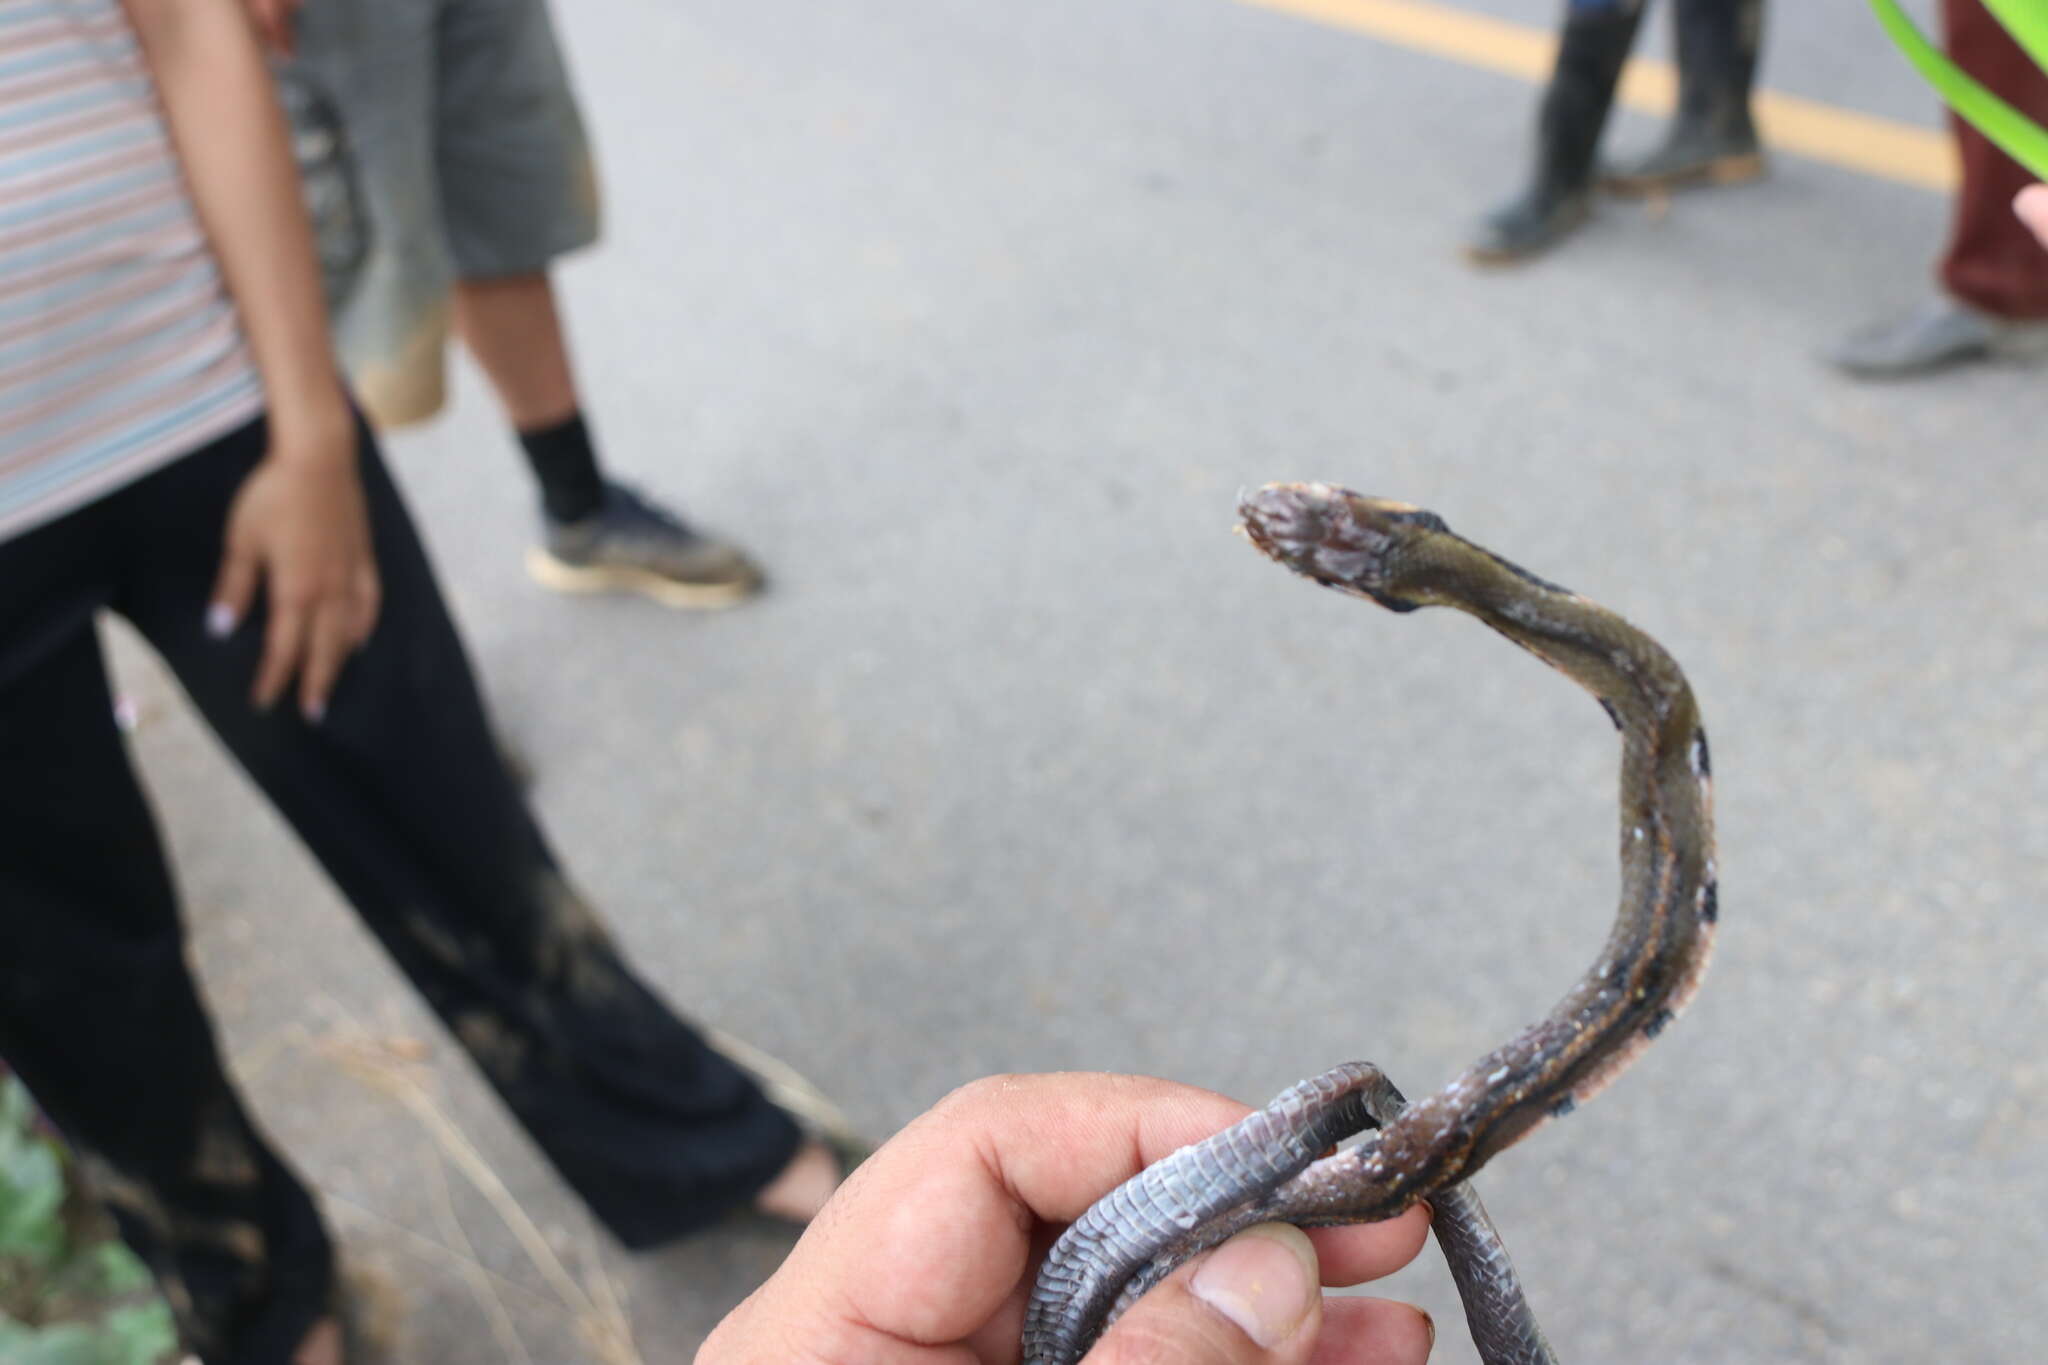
[1466,0,1648,264]
[1603,0,1765,194]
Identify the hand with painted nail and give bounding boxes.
[698,1073,1435,1365]
[208,411,381,723]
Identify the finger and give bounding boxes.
[252,599,307,709]
[208,540,259,640]
[352,562,382,644]
[774,1074,1430,1352]
[1304,1207,1432,1287]
[793,1073,1257,1346]
[1089,1224,1323,1365]
[2015,185,2048,249]
[1309,1298,1435,1365]
[707,1073,1257,1359]
[928,1072,1259,1223]
[297,601,353,722]
[951,1210,1435,1361]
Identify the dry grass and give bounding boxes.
[236,997,647,1365]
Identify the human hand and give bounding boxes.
[243,0,304,56]
[699,1073,1435,1365]
[208,412,381,722]
[2015,185,2048,252]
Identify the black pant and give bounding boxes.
[1535,0,1759,190]
[0,416,799,1364]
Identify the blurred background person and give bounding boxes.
[1831,0,2048,377]
[0,4,838,1362]
[1468,0,1765,263]
[247,0,763,608]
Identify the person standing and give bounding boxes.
[246,0,764,607]
[1832,0,2048,377]
[0,4,835,1362]
[1467,0,1766,263]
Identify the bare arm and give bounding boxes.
[121,0,378,720]
[123,0,343,443]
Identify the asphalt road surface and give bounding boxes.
[105,1,2044,1361]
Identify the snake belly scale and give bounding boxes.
[1022,483,1718,1364]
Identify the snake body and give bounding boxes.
[1023,484,1717,1364]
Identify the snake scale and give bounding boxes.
[1023,483,1717,1364]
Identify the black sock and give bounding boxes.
[518,411,605,522]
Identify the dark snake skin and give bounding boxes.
[1023,484,1717,1364]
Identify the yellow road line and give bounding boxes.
[1235,0,1957,192]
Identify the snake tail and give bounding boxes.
[1021,1063,1404,1363]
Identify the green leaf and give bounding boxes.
[102,1302,178,1364]
[1869,0,2048,179]
[88,1242,153,1297]
[0,1304,177,1365]
[0,1138,66,1264]
[0,1077,31,1136]
[1983,0,2048,82]
[0,1079,178,1362]
[0,1319,125,1365]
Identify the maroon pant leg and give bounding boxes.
[1940,0,2048,318]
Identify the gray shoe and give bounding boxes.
[1600,125,1765,195]
[1463,187,1592,265]
[1827,296,2048,379]
[527,483,764,608]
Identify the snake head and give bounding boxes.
[1237,482,1446,612]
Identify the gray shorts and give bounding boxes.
[288,0,602,426]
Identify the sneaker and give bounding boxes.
[526,483,764,608]
[1828,296,2048,380]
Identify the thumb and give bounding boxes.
[1086,1224,1323,1365]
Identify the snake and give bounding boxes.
[1022,483,1717,1364]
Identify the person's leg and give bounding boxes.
[450,269,603,529]
[429,0,600,522]
[433,0,763,605]
[116,412,820,1247]
[287,0,455,429]
[0,469,335,1365]
[1465,0,1648,263]
[1602,0,1765,191]
[1936,0,2048,319]
[451,271,578,431]
[1830,0,2048,378]
[456,264,764,605]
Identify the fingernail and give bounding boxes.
[205,603,237,639]
[1419,1307,1435,1351]
[304,700,325,725]
[1189,1223,1318,1348]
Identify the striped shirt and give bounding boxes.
[0,0,262,544]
